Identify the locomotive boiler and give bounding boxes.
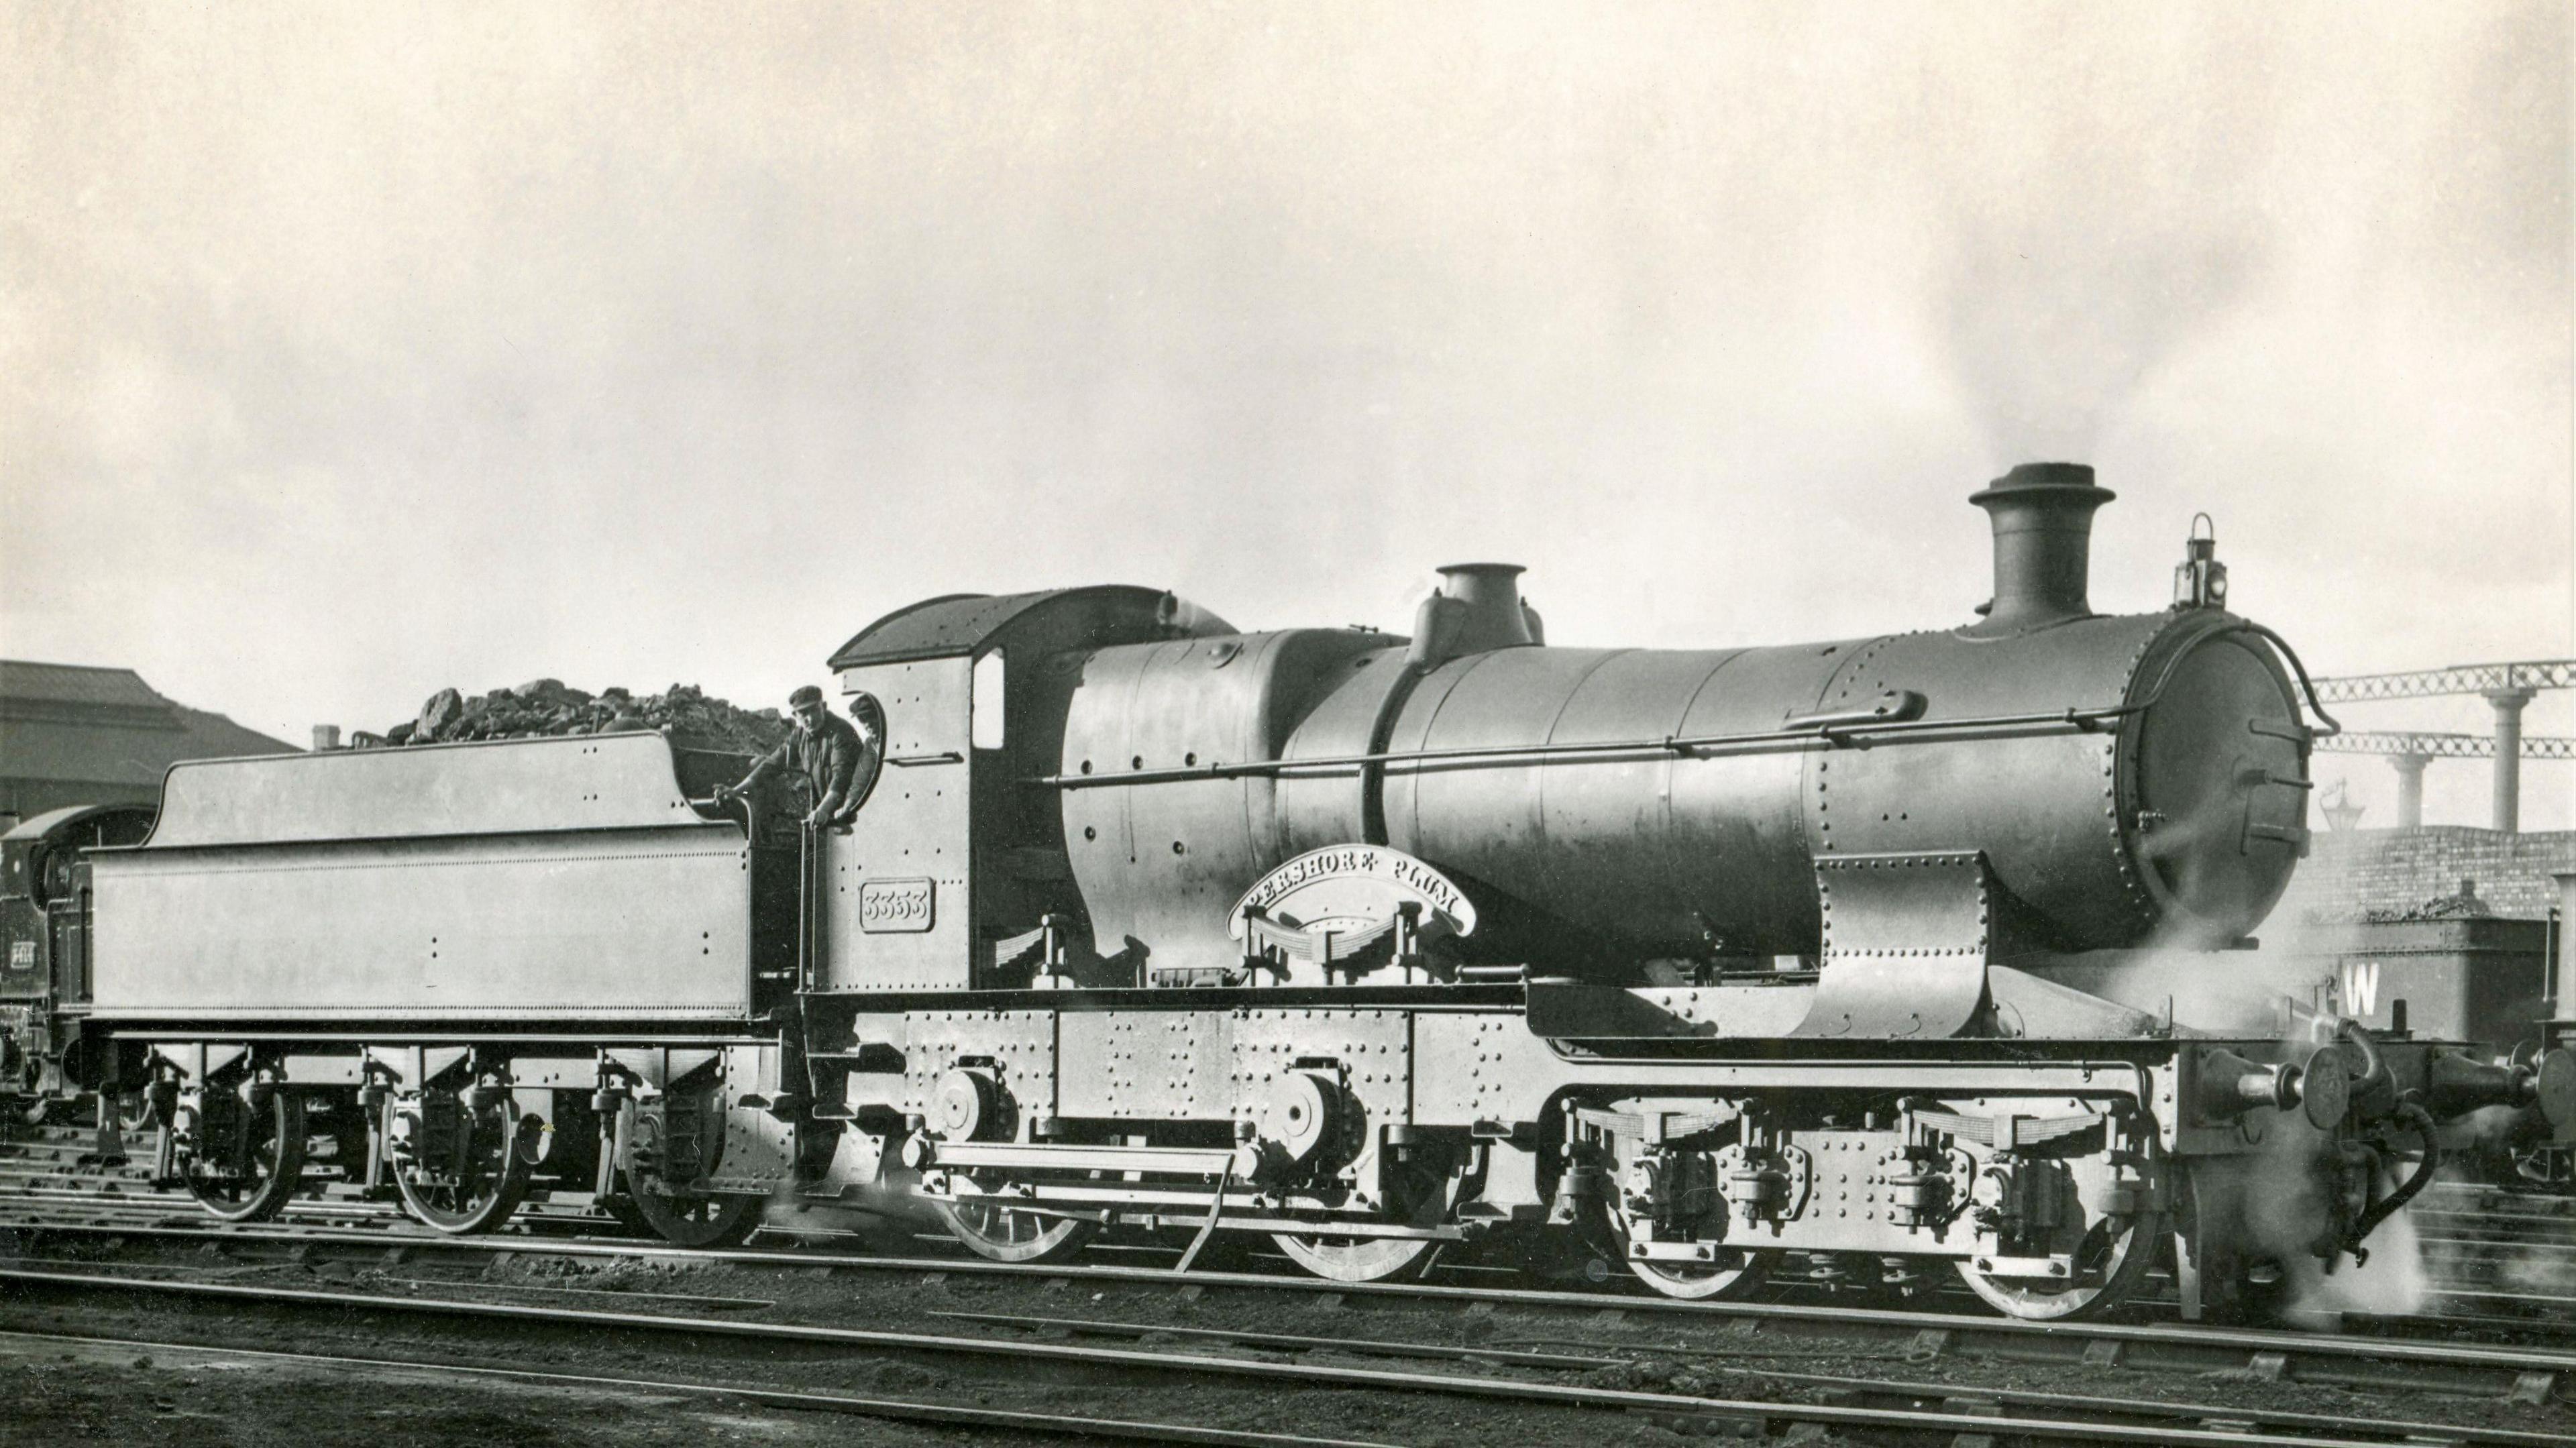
[1036,461,2304,983]
[11,462,2572,1321]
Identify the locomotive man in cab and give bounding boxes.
[714,685,882,830]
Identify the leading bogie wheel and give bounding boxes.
[935,1197,1096,1264]
[180,1088,307,1224]
[392,1093,534,1235]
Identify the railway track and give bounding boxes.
[12,1174,2576,1346]
[942,1310,2576,1446]
[4,1214,2571,1403]
[0,1326,1396,1448]
[2412,1186,2576,1323]
[13,1117,2576,1349]
[3,1264,2568,1447]
[9,1117,2573,1443]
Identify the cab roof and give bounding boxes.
[827,586,1230,669]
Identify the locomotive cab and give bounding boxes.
[815,586,1239,995]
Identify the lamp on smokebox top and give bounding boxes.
[2174,512,2228,611]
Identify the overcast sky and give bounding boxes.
[5,3,2570,830]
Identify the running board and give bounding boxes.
[917,1139,1235,1177]
[931,1194,1474,1243]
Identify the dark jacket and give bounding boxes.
[741,713,868,816]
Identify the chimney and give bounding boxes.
[311,724,341,751]
[1966,461,2115,636]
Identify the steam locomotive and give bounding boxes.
[6,463,2570,1321]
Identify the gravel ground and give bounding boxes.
[0,1334,998,1448]
[0,1288,1652,1448]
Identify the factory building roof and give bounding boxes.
[0,661,298,823]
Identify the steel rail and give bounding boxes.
[9,1210,2569,1341]
[0,1268,2525,1448]
[0,1327,1395,1448]
[0,1186,617,1240]
[948,1312,2569,1447]
[2420,1233,2576,1256]
[927,1308,1621,1370]
[1692,1363,2571,1447]
[1,1222,2568,1400]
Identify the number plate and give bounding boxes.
[6,940,33,972]
[859,878,936,933]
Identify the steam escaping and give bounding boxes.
[759,1178,946,1255]
[2191,1095,2431,1327]
[2261,1164,2432,1323]
[1941,216,2264,460]
[2041,945,2332,1040]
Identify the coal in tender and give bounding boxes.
[370,680,790,758]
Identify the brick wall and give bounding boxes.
[2275,826,2576,922]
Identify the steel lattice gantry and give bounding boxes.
[2314,730,2576,760]
[2309,659,2576,702]
[2304,661,2575,830]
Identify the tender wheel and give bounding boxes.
[1955,1209,2163,1321]
[629,1186,763,1248]
[936,1197,1095,1263]
[391,1093,533,1235]
[1271,1233,1439,1283]
[180,1089,306,1224]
